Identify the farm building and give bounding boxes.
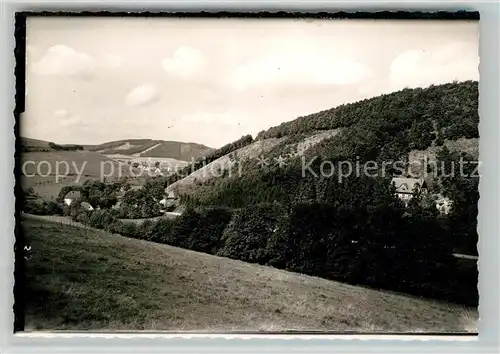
[159,190,178,212]
[63,191,81,206]
[163,189,177,200]
[391,177,428,205]
[80,202,94,211]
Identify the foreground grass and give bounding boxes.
[22,218,477,332]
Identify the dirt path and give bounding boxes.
[133,142,163,157]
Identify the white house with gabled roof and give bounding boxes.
[391,177,428,205]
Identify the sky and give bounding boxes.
[23,18,479,148]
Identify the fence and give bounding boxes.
[22,213,91,231]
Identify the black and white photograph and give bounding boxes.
[16,14,479,333]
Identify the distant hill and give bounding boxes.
[20,137,51,148]
[19,137,214,161]
[85,139,213,161]
[19,137,83,152]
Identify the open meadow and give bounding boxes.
[20,150,162,198]
[22,217,477,333]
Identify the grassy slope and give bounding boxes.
[23,218,476,332]
[20,151,138,197]
[21,137,213,161]
[86,139,213,160]
[84,139,161,151]
[19,137,51,148]
[140,141,213,160]
[20,151,129,177]
[166,137,286,196]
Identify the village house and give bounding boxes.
[160,190,177,212]
[63,191,81,206]
[166,189,176,200]
[391,177,428,205]
[80,202,94,212]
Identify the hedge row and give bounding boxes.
[217,203,477,307]
[68,205,233,256]
[63,202,477,307]
[24,199,63,216]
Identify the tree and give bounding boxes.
[437,148,479,255]
[79,180,119,209]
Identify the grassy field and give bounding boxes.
[20,175,98,198]
[21,151,124,175]
[20,175,153,199]
[22,217,477,333]
[84,139,213,160]
[19,150,155,198]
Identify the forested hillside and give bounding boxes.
[165,81,479,306]
[256,81,478,143]
[177,81,478,208]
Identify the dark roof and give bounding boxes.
[81,202,94,211]
[65,190,81,199]
[391,178,426,194]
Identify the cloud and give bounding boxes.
[182,112,247,126]
[54,108,69,119]
[125,84,159,107]
[102,54,122,69]
[389,42,479,90]
[54,108,82,127]
[226,45,372,90]
[162,46,205,78]
[390,49,424,76]
[32,45,95,78]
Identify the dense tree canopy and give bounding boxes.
[168,134,254,183]
[256,81,478,142]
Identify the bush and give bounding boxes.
[167,208,203,248]
[283,203,339,276]
[139,219,156,241]
[210,199,475,306]
[88,210,117,229]
[24,199,63,216]
[217,203,288,264]
[107,220,125,234]
[121,222,139,238]
[183,207,233,254]
[48,142,84,151]
[148,219,174,244]
[76,212,90,225]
